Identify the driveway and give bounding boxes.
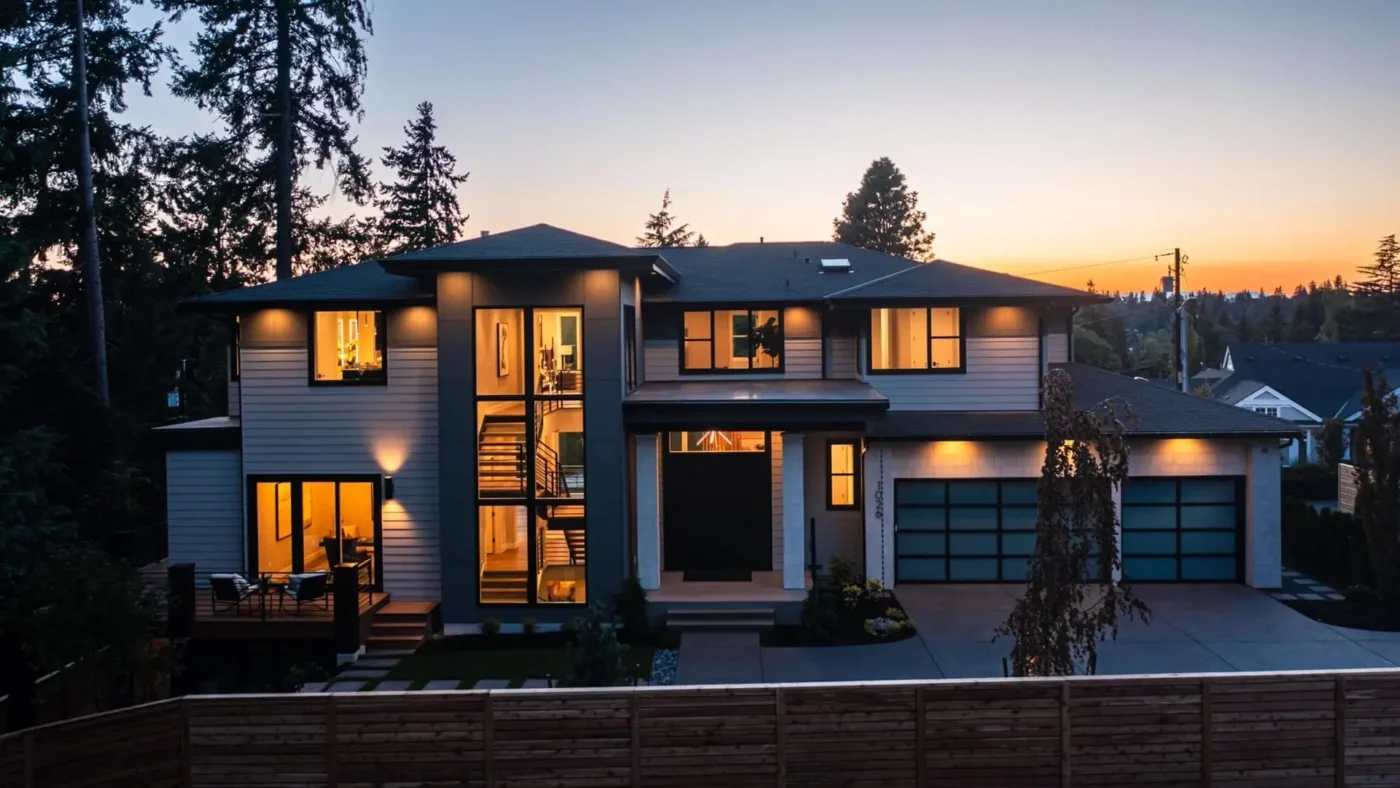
[897,583,1400,678]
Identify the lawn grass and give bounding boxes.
[382,644,656,689]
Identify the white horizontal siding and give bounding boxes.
[228,380,240,417]
[785,338,822,379]
[241,346,440,601]
[828,335,858,380]
[167,450,243,583]
[868,336,1041,411]
[1045,330,1069,364]
[644,340,785,383]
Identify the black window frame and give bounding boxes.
[679,306,785,375]
[826,439,861,511]
[229,315,241,382]
[866,306,967,375]
[892,478,1040,583]
[307,308,389,386]
[473,305,587,608]
[244,473,385,590]
[1120,476,1244,583]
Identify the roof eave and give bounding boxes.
[180,293,433,314]
[825,293,1110,308]
[380,253,667,277]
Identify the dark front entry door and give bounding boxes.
[662,442,772,572]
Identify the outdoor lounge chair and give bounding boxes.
[208,574,257,615]
[281,572,330,613]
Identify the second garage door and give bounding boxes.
[1121,477,1243,582]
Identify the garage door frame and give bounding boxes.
[893,478,1040,583]
[1121,475,1245,582]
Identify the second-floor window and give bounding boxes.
[869,307,963,373]
[311,310,386,384]
[682,308,783,372]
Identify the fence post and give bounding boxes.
[180,698,193,788]
[915,685,927,787]
[1335,675,1346,788]
[1060,682,1071,788]
[483,693,495,788]
[1201,679,1212,788]
[775,687,786,788]
[332,563,360,659]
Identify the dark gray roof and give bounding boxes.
[382,223,648,262]
[187,261,425,310]
[870,363,1297,440]
[625,379,887,406]
[649,241,1101,305]
[1216,342,1400,419]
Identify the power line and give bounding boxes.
[1027,254,1158,276]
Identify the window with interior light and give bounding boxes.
[827,440,860,510]
[681,308,783,372]
[869,307,963,373]
[310,310,386,384]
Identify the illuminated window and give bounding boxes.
[869,307,962,372]
[311,310,386,383]
[681,309,782,372]
[666,431,767,453]
[250,477,381,586]
[828,441,859,510]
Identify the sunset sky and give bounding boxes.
[128,0,1400,294]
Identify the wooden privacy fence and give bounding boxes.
[4,669,1400,787]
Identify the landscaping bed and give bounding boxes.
[1283,596,1400,633]
[763,558,917,647]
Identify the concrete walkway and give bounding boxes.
[675,632,763,684]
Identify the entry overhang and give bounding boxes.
[623,380,888,431]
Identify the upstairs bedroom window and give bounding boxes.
[681,308,783,372]
[311,310,387,384]
[869,307,963,373]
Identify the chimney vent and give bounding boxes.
[480,230,490,238]
[759,236,764,244]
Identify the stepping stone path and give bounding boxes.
[473,679,510,690]
[336,669,389,680]
[521,679,550,689]
[1272,569,1348,602]
[324,681,366,692]
[422,680,462,691]
[371,680,414,692]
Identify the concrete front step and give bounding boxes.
[367,635,424,651]
[667,607,776,632]
[372,621,428,636]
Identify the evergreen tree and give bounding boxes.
[636,189,696,248]
[1340,235,1400,340]
[833,157,935,260]
[377,101,469,254]
[694,233,710,248]
[1286,301,1315,342]
[159,0,374,280]
[1264,297,1287,343]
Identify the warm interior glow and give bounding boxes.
[535,308,583,394]
[871,307,961,370]
[254,480,377,579]
[829,442,856,506]
[667,431,767,453]
[682,308,781,371]
[313,310,384,382]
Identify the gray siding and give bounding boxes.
[166,450,243,583]
[828,334,858,379]
[228,380,240,417]
[644,306,825,382]
[1045,330,1069,364]
[803,432,864,568]
[240,311,441,601]
[868,335,1041,411]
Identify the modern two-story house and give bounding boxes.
[161,224,1295,630]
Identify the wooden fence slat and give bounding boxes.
[630,693,640,787]
[1202,678,1213,788]
[23,731,33,788]
[483,692,494,788]
[1060,682,1071,788]
[915,685,927,788]
[775,686,786,788]
[1336,675,1346,788]
[325,694,338,788]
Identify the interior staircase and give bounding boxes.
[480,569,529,603]
[478,416,526,496]
[366,601,439,655]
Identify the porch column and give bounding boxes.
[782,432,806,590]
[635,433,661,591]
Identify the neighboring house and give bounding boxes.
[1210,342,1400,465]
[159,224,1297,631]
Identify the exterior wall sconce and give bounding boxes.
[384,475,395,501]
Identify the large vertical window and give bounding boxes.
[827,441,859,510]
[681,308,783,372]
[310,310,386,383]
[249,477,382,586]
[869,307,963,372]
[475,307,587,606]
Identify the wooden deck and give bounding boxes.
[190,589,389,639]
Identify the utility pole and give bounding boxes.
[1156,248,1188,392]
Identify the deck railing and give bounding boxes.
[5,668,1400,787]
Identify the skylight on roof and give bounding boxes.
[820,258,851,272]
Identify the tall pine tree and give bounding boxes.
[377,101,469,254]
[636,189,698,248]
[833,157,936,261]
[158,0,374,279]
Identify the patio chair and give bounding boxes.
[208,574,257,615]
[281,572,330,613]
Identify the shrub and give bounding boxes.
[480,617,501,637]
[800,583,840,642]
[826,555,863,589]
[561,604,627,687]
[561,616,581,643]
[863,607,912,639]
[611,575,651,641]
[522,617,537,636]
[1280,498,1374,590]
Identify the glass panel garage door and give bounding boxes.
[1121,478,1242,581]
[894,480,1039,582]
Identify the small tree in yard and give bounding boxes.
[561,604,627,687]
[996,369,1149,676]
[1352,369,1400,599]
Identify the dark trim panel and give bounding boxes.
[156,425,242,451]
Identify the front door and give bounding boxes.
[662,431,772,572]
